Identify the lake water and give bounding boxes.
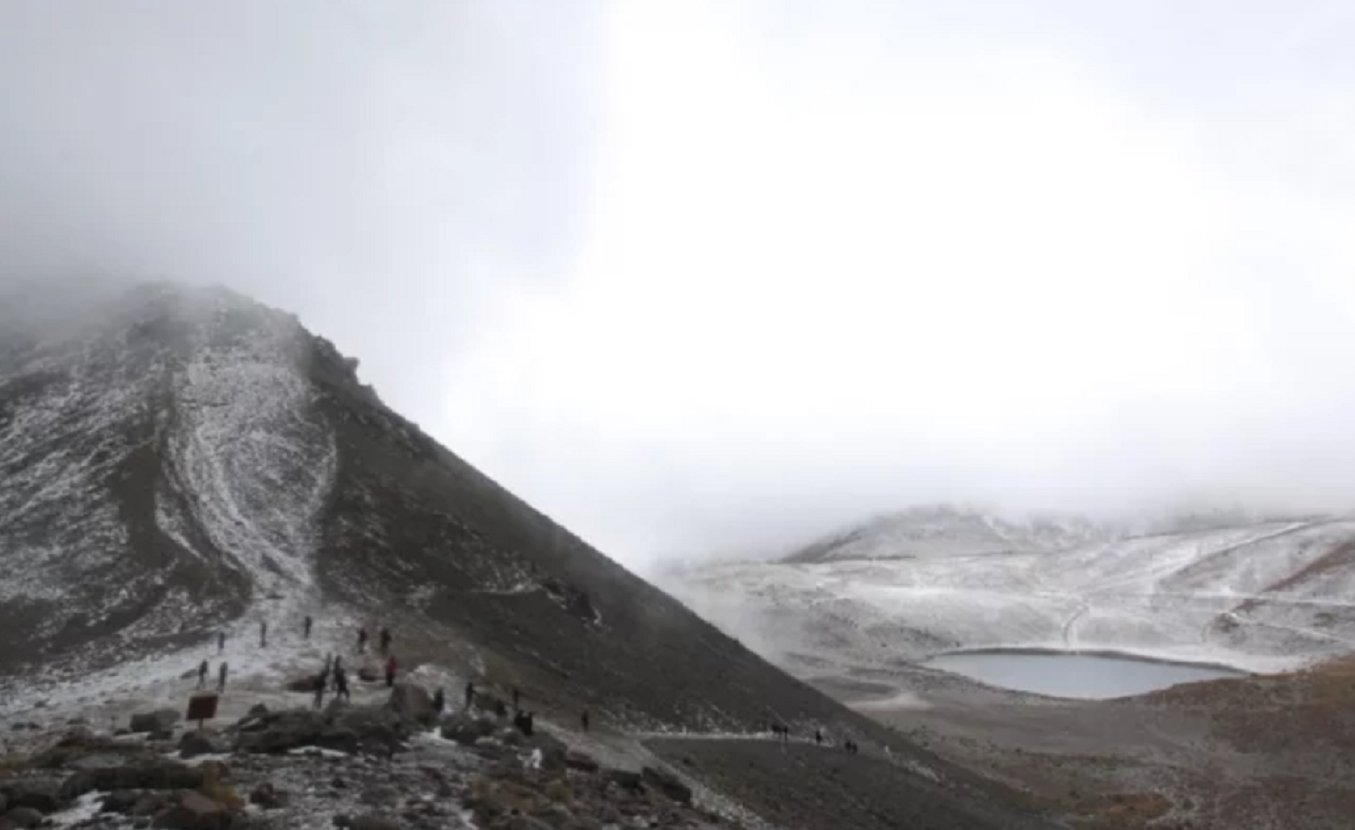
[921,650,1246,699]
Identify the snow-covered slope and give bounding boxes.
[665,516,1355,679]
[784,505,1130,562]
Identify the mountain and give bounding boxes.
[783,504,1129,562]
[0,280,1057,830]
[666,513,1355,682]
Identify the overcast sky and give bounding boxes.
[3,2,1355,574]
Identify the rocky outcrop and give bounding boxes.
[129,708,181,734]
[386,682,435,726]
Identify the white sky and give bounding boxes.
[3,2,1355,574]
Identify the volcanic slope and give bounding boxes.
[0,281,1058,830]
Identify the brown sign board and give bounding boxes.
[187,693,219,723]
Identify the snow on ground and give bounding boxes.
[663,518,1355,683]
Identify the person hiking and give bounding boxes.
[580,709,590,733]
[334,667,351,701]
[357,627,368,653]
[197,659,209,689]
[384,655,397,688]
[379,627,392,655]
[312,673,326,709]
[217,631,225,653]
[259,620,267,648]
[511,687,521,711]
[815,728,823,745]
[432,688,445,716]
[304,615,313,639]
[464,681,475,710]
[494,699,507,718]
[217,661,229,692]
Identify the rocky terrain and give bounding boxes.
[0,281,1061,829]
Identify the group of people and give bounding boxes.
[311,653,353,708]
[196,658,228,692]
[771,721,862,754]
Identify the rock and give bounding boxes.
[152,790,231,830]
[439,713,496,746]
[357,667,379,683]
[101,789,142,814]
[563,751,599,773]
[56,726,95,747]
[246,705,269,718]
[348,814,403,830]
[641,767,692,805]
[386,683,434,725]
[1,807,43,829]
[130,709,181,734]
[602,769,644,792]
[61,759,205,800]
[0,779,62,813]
[178,731,228,759]
[248,782,288,810]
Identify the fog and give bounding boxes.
[3,2,1355,575]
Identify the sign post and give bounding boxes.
[186,692,219,731]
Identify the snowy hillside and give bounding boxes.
[665,516,1355,679]
[784,505,1130,562]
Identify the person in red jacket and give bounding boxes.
[384,655,397,687]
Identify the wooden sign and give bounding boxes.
[186,692,219,726]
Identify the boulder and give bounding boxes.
[0,779,62,813]
[285,676,322,693]
[602,769,644,792]
[641,767,692,805]
[357,667,379,683]
[1,807,43,829]
[246,705,269,718]
[178,731,229,760]
[60,759,205,800]
[130,709,181,735]
[248,782,288,810]
[386,683,434,725]
[439,713,496,746]
[100,789,142,814]
[152,790,232,830]
[564,751,600,773]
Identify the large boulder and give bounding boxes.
[564,751,600,773]
[152,790,232,830]
[529,732,569,772]
[129,709,181,734]
[232,705,411,757]
[386,683,434,725]
[60,759,204,801]
[178,731,229,760]
[1,806,44,828]
[439,713,496,746]
[641,767,693,805]
[0,779,63,813]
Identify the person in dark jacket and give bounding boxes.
[334,667,351,701]
[197,659,209,689]
[432,688,445,715]
[379,627,392,655]
[464,681,475,710]
[581,709,590,733]
[357,627,368,653]
[217,631,226,653]
[304,615,313,639]
[218,661,229,691]
[384,655,397,687]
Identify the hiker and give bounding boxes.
[494,699,507,719]
[217,631,225,653]
[384,655,397,688]
[313,673,326,709]
[815,728,823,745]
[357,627,368,653]
[304,615,313,639]
[332,655,344,685]
[581,709,590,733]
[218,661,229,692]
[334,668,351,701]
[511,687,521,711]
[379,627,392,655]
[260,620,268,648]
[432,688,445,715]
[197,659,209,689]
[524,711,534,737]
[464,681,475,710]
[323,653,333,678]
